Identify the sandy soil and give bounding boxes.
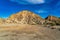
[0,24,60,40]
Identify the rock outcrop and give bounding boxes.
[45,16,60,25]
[45,16,59,21]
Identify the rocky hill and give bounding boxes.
[45,16,59,21]
[0,10,44,25]
[45,16,60,25]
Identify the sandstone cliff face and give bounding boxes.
[45,16,59,21]
[45,16,60,25]
[1,10,43,24]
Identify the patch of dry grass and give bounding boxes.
[0,24,40,33]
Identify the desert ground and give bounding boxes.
[0,24,60,40]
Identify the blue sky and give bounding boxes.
[0,0,60,18]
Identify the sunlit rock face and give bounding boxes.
[0,10,44,24]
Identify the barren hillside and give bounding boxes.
[5,10,43,24]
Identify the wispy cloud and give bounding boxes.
[10,0,45,4]
[35,10,48,13]
[26,0,45,4]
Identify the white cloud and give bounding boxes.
[10,0,45,4]
[26,0,45,4]
[35,10,47,13]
